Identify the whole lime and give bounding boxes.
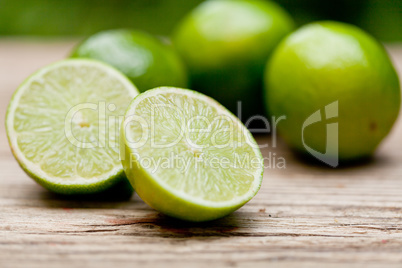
[265,21,401,162]
[173,0,294,123]
[71,29,188,92]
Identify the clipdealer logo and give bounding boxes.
[302,101,339,167]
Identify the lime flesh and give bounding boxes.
[121,87,263,221]
[6,59,139,194]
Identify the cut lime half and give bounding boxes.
[6,59,139,194]
[121,87,263,221]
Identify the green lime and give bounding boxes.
[265,21,401,162]
[6,59,139,194]
[121,87,263,221]
[71,29,188,92]
[173,0,294,122]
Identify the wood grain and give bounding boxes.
[0,40,402,268]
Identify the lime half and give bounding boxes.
[121,87,263,221]
[6,59,139,194]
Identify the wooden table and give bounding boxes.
[1,40,402,268]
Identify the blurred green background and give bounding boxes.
[0,0,401,42]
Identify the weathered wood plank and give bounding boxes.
[0,40,401,267]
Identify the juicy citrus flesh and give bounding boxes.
[121,87,263,221]
[265,21,401,161]
[71,29,188,92]
[6,59,139,194]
